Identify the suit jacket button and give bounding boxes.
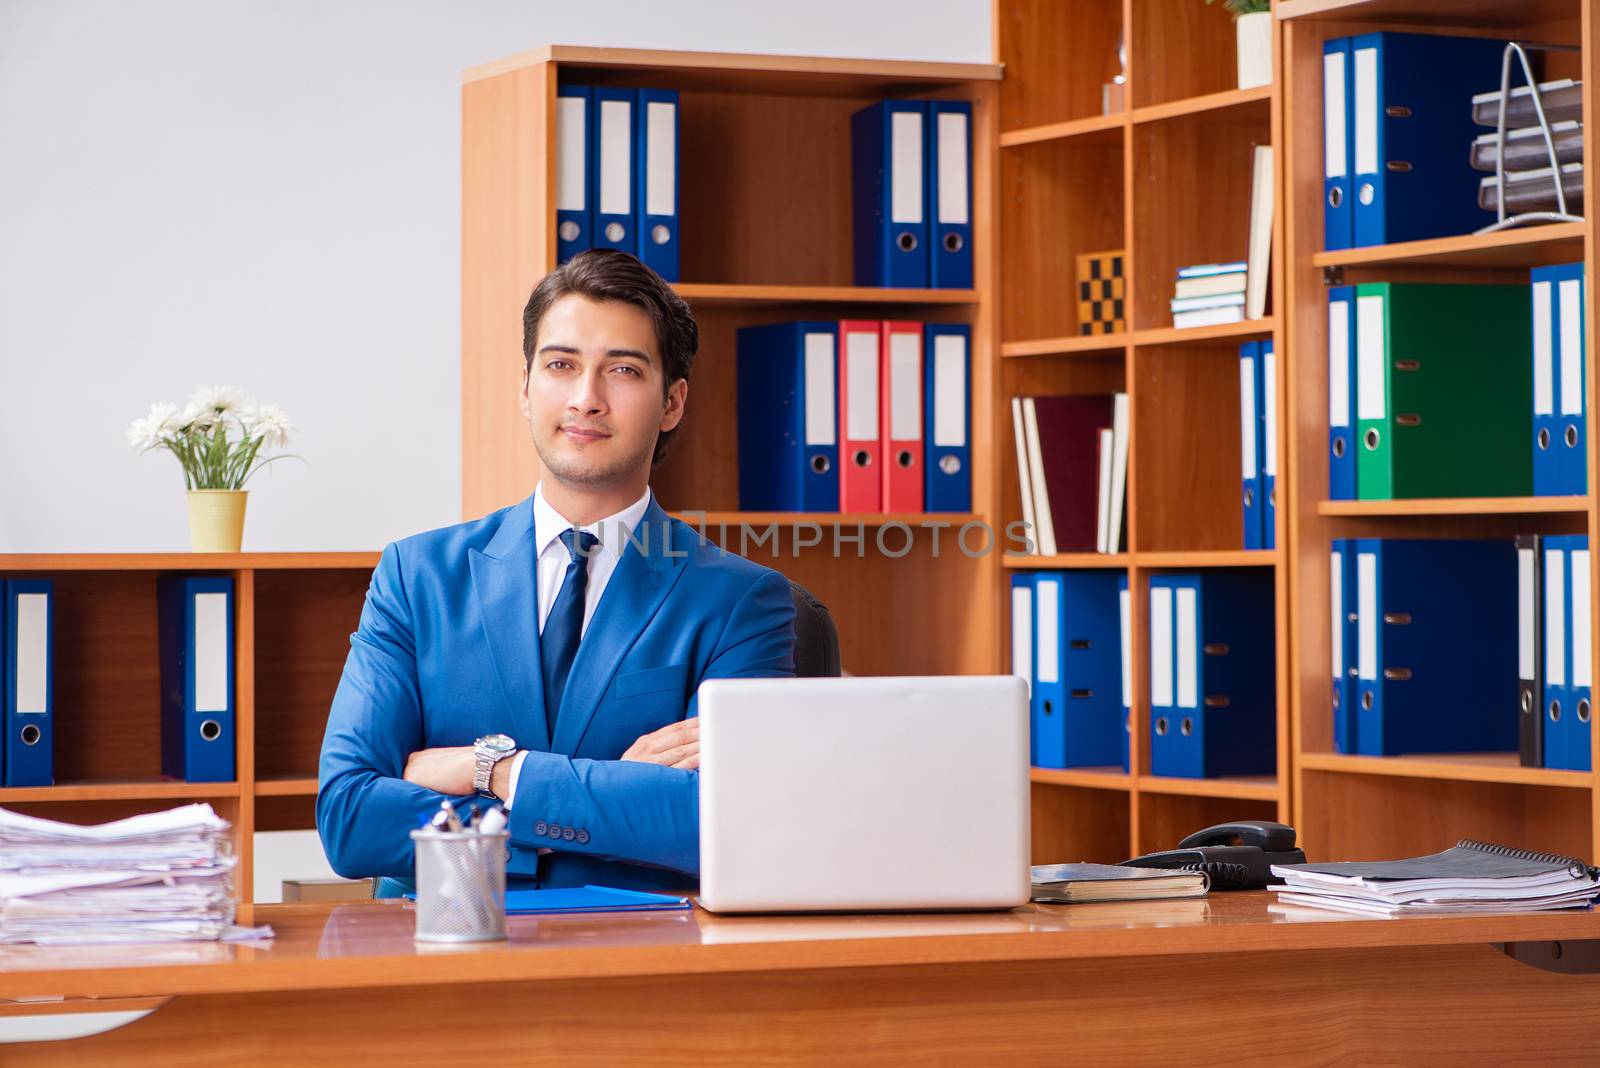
[562,826,576,842]
[547,824,563,839]
[534,821,548,837]
[576,830,590,845]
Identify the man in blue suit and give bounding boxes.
[318,249,797,895]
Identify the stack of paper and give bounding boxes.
[1171,263,1247,329]
[1031,863,1209,904]
[1270,839,1600,917]
[0,804,269,945]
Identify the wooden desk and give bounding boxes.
[2,894,1599,1064]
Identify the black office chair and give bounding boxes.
[788,580,842,678]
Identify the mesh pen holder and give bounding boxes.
[410,827,510,943]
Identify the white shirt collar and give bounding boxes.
[532,483,654,564]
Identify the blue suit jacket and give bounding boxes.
[316,494,796,892]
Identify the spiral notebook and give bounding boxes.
[1269,840,1600,917]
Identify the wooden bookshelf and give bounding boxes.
[0,553,370,902]
[996,0,1290,863]
[1280,0,1600,865]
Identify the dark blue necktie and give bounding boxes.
[541,528,599,739]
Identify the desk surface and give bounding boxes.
[5,893,1600,1000]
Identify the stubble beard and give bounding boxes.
[534,427,657,489]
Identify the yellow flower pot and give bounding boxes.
[187,490,248,553]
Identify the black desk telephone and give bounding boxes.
[1123,821,1306,890]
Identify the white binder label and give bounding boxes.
[1119,587,1132,709]
[1175,587,1198,710]
[1533,279,1554,416]
[1357,552,1377,681]
[1323,50,1347,179]
[890,110,924,225]
[1263,348,1278,477]
[1329,298,1351,426]
[1011,585,1032,696]
[1560,277,1583,417]
[1353,46,1378,176]
[1150,586,1173,708]
[1239,355,1258,479]
[932,334,967,447]
[888,331,921,441]
[1331,551,1345,680]
[845,330,879,441]
[803,333,836,447]
[194,592,229,714]
[1036,578,1060,685]
[556,96,587,212]
[14,593,47,715]
[645,100,676,216]
[1519,546,1536,681]
[936,111,968,224]
[598,99,632,217]
[1356,294,1386,422]
[1547,549,1567,687]
[1575,549,1592,688]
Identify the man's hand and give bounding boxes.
[621,717,699,770]
[403,746,475,795]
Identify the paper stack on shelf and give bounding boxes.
[1269,839,1600,918]
[1471,78,1586,217]
[0,803,270,945]
[1171,262,1246,329]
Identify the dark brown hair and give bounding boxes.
[522,249,697,463]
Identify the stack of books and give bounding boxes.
[1170,262,1247,329]
[0,804,268,945]
[1009,393,1129,556]
[1270,839,1600,917]
[1031,863,1208,904]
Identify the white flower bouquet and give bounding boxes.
[128,386,296,490]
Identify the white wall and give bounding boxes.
[0,0,990,552]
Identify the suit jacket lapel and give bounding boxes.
[467,497,551,752]
[552,497,688,755]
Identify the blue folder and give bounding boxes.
[1262,339,1278,551]
[591,87,637,255]
[158,576,236,782]
[555,84,594,264]
[923,322,971,512]
[1331,540,1358,755]
[736,321,840,512]
[1328,286,1357,500]
[634,87,679,281]
[1346,32,1509,248]
[1118,574,1132,773]
[1322,37,1354,251]
[4,579,53,787]
[1031,571,1123,769]
[1545,535,1592,772]
[1354,539,1518,757]
[1149,571,1276,779]
[851,100,928,287]
[1567,535,1593,772]
[927,100,972,289]
[1536,262,1588,497]
[1011,572,1038,766]
[1239,342,1264,551]
[404,885,691,915]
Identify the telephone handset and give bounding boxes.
[1122,820,1306,890]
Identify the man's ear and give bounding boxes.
[660,378,688,433]
[518,364,531,419]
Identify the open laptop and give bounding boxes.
[697,675,1031,913]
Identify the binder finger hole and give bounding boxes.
[1179,717,1193,737]
[604,222,626,243]
[810,453,831,474]
[1361,691,1373,711]
[1580,700,1592,725]
[1358,183,1375,206]
[1539,428,1552,450]
[943,232,964,253]
[200,719,223,742]
[1522,691,1534,714]
[853,449,872,468]
[939,455,961,475]
[1566,425,1580,448]
[1363,428,1380,451]
[19,724,41,746]
[1550,700,1563,724]
[896,449,914,468]
[1154,717,1169,736]
[1328,187,1343,209]
[558,221,580,242]
[896,232,918,252]
[651,224,671,245]
[1332,438,1346,458]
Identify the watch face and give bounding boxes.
[480,733,515,754]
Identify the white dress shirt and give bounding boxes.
[503,483,654,809]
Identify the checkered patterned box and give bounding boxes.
[1076,249,1126,336]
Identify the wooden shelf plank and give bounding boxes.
[1031,767,1133,791]
[1001,334,1128,359]
[1318,496,1589,518]
[0,781,243,803]
[1312,223,1585,271]
[1276,0,1573,25]
[0,552,381,572]
[255,778,319,798]
[1137,774,1281,801]
[1133,318,1275,348]
[1004,554,1130,570]
[673,512,978,527]
[1136,550,1279,568]
[1000,112,1126,149]
[1131,85,1273,125]
[1299,751,1593,789]
[672,283,979,306]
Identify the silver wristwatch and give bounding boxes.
[473,733,517,799]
